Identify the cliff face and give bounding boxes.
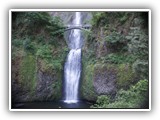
[81,12,148,101]
[49,12,92,25]
[11,12,66,103]
[11,46,64,103]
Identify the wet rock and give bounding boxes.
[93,65,117,95]
[34,71,55,101]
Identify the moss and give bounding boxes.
[95,63,136,89]
[81,63,98,101]
[117,64,136,89]
[94,63,116,71]
[19,53,37,93]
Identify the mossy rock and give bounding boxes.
[116,64,137,89]
[81,62,137,101]
[93,64,117,96]
[81,63,98,101]
[19,54,37,92]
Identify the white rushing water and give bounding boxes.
[64,12,82,103]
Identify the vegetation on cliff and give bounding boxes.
[91,79,148,108]
[11,12,67,102]
[81,12,149,108]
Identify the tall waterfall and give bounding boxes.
[64,12,82,103]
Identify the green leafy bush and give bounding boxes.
[36,45,52,59]
[132,59,149,80]
[128,28,149,79]
[23,38,36,54]
[12,39,23,48]
[105,31,127,52]
[102,53,136,64]
[91,80,149,108]
[96,95,110,105]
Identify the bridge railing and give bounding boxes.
[64,24,92,30]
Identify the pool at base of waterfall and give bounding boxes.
[12,100,93,109]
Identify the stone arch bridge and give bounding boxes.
[64,24,91,31]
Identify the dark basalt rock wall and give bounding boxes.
[93,65,117,95]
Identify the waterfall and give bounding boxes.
[64,12,82,103]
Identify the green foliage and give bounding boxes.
[114,79,149,108]
[91,12,105,27]
[46,16,64,37]
[12,12,64,43]
[36,45,66,71]
[128,31,148,60]
[119,13,129,23]
[91,95,110,108]
[91,12,131,27]
[128,28,149,79]
[96,95,110,105]
[132,59,148,79]
[82,29,96,44]
[24,12,51,28]
[23,38,36,54]
[100,53,136,64]
[12,39,23,48]
[82,30,97,65]
[91,80,149,108]
[117,64,136,89]
[105,31,125,44]
[105,31,127,52]
[14,12,63,30]
[36,45,52,59]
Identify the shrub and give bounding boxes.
[91,80,149,108]
[36,45,52,59]
[105,31,127,52]
[23,38,36,54]
[128,28,149,79]
[12,39,23,48]
[103,53,136,64]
